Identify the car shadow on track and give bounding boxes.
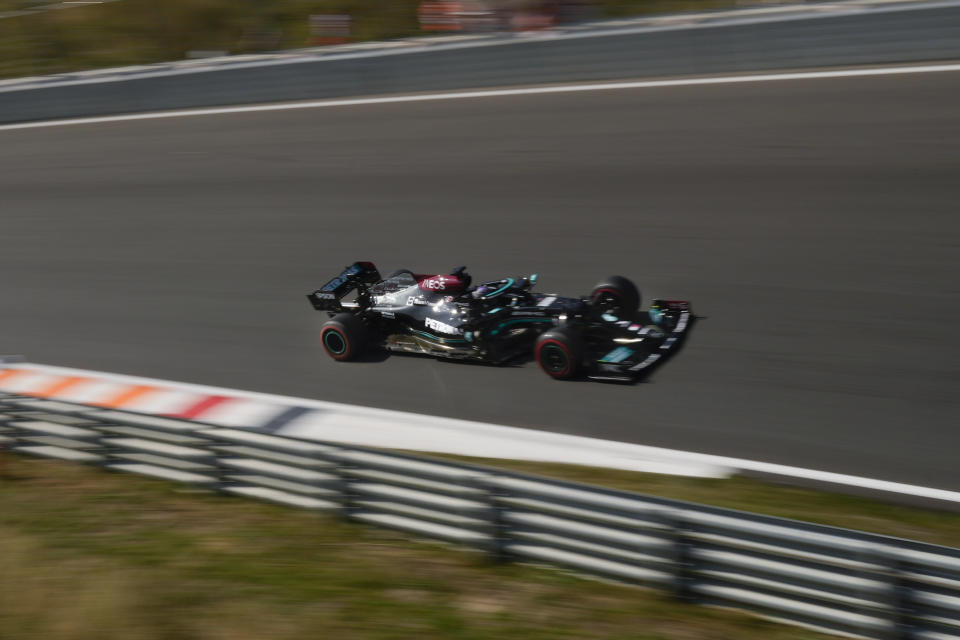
[353,350,392,364]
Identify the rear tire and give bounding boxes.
[320,313,368,361]
[535,328,583,380]
[590,276,640,317]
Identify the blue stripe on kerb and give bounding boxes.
[257,406,313,433]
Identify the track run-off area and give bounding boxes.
[2,64,958,490]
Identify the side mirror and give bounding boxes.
[518,274,538,290]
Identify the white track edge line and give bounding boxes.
[2,62,960,133]
[7,362,960,504]
[2,0,959,94]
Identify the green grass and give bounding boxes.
[0,451,836,640]
[0,0,803,80]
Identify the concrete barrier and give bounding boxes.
[2,1,960,124]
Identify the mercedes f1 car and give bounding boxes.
[307,262,692,382]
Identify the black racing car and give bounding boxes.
[307,262,692,382]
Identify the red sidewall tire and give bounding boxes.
[320,312,369,362]
[537,338,574,379]
[321,326,352,361]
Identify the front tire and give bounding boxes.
[535,328,583,380]
[590,275,640,317]
[320,313,368,361]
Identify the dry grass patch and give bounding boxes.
[0,452,831,640]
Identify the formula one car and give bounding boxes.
[307,262,692,382]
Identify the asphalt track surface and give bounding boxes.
[2,69,958,490]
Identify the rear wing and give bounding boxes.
[307,261,381,311]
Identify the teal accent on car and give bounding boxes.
[599,346,635,363]
[487,307,503,314]
[489,317,553,336]
[413,330,468,344]
[485,278,514,298]
[323,331,347,354]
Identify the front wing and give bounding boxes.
[585,300,693,382]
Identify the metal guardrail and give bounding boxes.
[1,390,958,640]
[2,2,960,125]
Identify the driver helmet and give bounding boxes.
[471,285,491,299]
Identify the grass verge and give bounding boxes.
[0,451,835,640]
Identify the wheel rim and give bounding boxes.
[540,344,569,375]
[323,330,348,356]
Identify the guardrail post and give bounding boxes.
[94,418,120,471]
[207,431,230,494]
[0,409,18,446]
[665,510,697,603]
[0,401,14,478]
[332,450,357,520]
[475,476,510,563]
[3,404,24,448]
[876,548,914,640]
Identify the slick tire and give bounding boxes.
[320,313,368,362]
[590,276,640,317]
[535,328,583,380]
